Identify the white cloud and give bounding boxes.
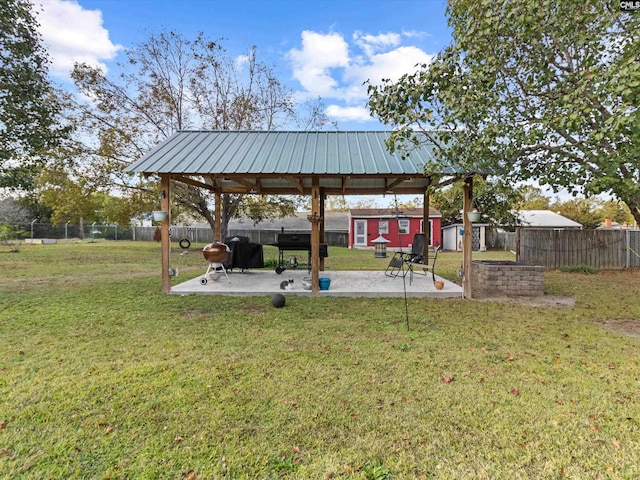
[235,54,250,71]
[36,0,122,80]
[353,31,401,57]
[347,46,432,89]
[286,30,350,97]
[325,105,375,122]
[402,30,430,39]
[287,29,434,125]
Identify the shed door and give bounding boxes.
[354,220,367,247]
[472,226,481,251]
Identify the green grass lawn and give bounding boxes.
[1,241,639,479]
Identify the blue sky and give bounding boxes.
[36,0,451,130]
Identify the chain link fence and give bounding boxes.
[5,222,133,241]
[2,223,349,247]
[628,230,640,268]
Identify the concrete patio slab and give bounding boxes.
[171,268,463,298]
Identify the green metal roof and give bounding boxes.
[126,130,471,195]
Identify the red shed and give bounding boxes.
[348,208,442,250]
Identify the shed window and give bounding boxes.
[398,219,409,234]
[378,220,389,235]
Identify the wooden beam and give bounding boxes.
[385,177,407,191]
[214,186,255,194]
[201,186,432,195]
[233,177,259,192]
[462,176,473,299]
[160,174,171,294]
[284,176,304,193]
[341,176,351,194]
[173,175,216,192]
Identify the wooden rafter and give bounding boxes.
[172,175,217,192]
[282,175,304,193]
[385,177,407,192]
[341,176,351,194]
[232,177,259,192]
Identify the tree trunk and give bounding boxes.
[220,194,243,241]
[202,209,217,242]
[627,194,640,227]
[201,193,242,242]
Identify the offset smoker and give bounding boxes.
[270,233,328,274]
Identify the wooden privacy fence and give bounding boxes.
[517,228,640,269]
[486,231,516,251]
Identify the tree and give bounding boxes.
[0,196,28,224]
[323,196,351,212]
[516,186,553,211]
[554,197,603,229]
[431,177,524,227]
[98,192,156,227]
[70,31,330,239]
[598,200,634,225]
[368,0,640,225]
[37,166,100,238]
[0,0,68,190]
[11,193,52,224]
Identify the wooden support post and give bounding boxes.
[311,178,320,295]
[423,185,430,263]
[319,187,325,271]
[462,176,473,299]
[214,190,222,242]
[160,174,171,294]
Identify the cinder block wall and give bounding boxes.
[472,261,544,298]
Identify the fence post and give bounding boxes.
[627,229,631,269]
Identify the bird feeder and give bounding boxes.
[372,235,391,258]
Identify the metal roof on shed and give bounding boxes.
[127,130,470,195]
[515,210,583,228]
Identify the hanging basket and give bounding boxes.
[467,210,481,222]
[153,211,167,222]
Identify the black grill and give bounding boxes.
[272,233,311,250]
[270,233,327,273]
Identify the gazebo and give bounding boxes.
[126,130,481,296]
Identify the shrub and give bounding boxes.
[559,265,597,274]
[0,224,26,252]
